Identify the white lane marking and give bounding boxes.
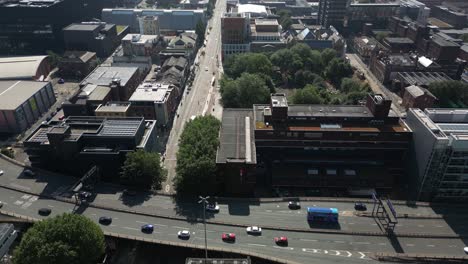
[265,210,272,212]
[351,242,369,245]
[345,251,352,257]
[172,226,185,229]
[122,227,139,231]
[324,250,328,254]
[359,252,367,259]
[300,239,318,242]
[448,245,457,248]
[406,244,414,247]
[21,202,32,209]
[302,248,320,253]
[197,229,215,233]
[435,225,443,228]
[47,205,54,208]
[330,250,341,256]
[427,245,435,247]
[334,241,345,243]
[273,246,294,250]
[372,223,378,225]
[248,243,266,247]
[136,221,147,224]
[29,197,38,202]
[110,224,116,227]
[14,200,24,205]
[91,213,96,216]
[379,243,387,246]
[21,194,31,200]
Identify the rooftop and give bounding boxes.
[0,0,61,7]
[255,19,279,26]
[237,4,267,15]
[398,71,452,86]
[0,55,48,80]
[63,23,102,32]
[122,34,158,44]
[0,81,50,110]
[186,259,250,264]
[405,85,436,98]
[81,66,138,87]
[95,102,131,113]
[384,37,414,45]
[129,83,172,103]
[431,35,459,47]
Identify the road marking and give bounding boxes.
[324,250,328,254]
[302,248,320,253]
[136,221,147,224]
[122,227,139,231]
[372,223,378,225]
[427,245,435,247]
[334,241,345,243]
[21,202,32,209]
[21,194,31,200]
[379,243,387,246]
[351,242,369,245]
[358,252,367,259]
[417,225,424,227]
[330,250,340,256]
[165,184,170,193]
[247,243,266,247]
[10,184,32,191]
[14,200,24,205]
[91,213,96,216]
[435,225,443,228]
[47,205,54,208]
[345,251,352,257]
[300,239,318,242]
[406,244,414,247]
[265,210,272,212]
[348,223,355,225]
[29,197,38,202]
[448,245,457,248]
[172,226,185,229]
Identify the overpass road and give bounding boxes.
[1,186,467,264]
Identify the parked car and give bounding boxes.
[23,169,35,177]
[58,115,65,121]
[0,201,3,208]
[0,170,3,176]
[354,202,367,211]
[178,230,191,239]
[99,216,112,225]
[79,191,92,199]
[58,78,65,84]
[206,203,220,213]
[222,233,236,242]
[288,201,301,210]
[246,226,262,235]
[464,247,468,254]
[274,236,288,245]
[141,224,154,233]
[38,208,51,216]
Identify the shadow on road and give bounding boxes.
[172,195,215,224]
[118,191,153,207]
[386,231,405,253]
[307,221,342,230]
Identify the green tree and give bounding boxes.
[340,77,363,93]
[375,32,389,42]
[220,73,270,108]
[428,80,468,107]
[120,150,167,190]
[224,53,272,78]
[46,50,61,69]
[324,58,353,86]
[461,34,468,42]
[175,116,221,194]
[320,48,338,67]
[294,70,324,88]
[291,85,323,104]
[13,213,105,264]
[195,19,206,46]
[277,9,292,30]
[343,91,368,105]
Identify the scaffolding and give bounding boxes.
[372,193,398,233]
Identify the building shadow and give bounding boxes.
[172,195,215,224]
[386,231,405,253]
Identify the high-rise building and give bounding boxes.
[318,0,348,29]
[139,16,160,35]
[221,12,251,56]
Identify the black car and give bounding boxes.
[354,202,367,211]
[23,169,35,177]
[38,208,51,216]
[99,216,112,225]
[288,201,301,210]
[79,191,92,199]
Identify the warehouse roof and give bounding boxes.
[81,66,138,87]
[0,56,48,80]
[0,81,50,110]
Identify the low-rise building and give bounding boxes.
[24,116,157,180]
[0,56,50,81]
[63,84,113,116]
[162,32,197,59]
[0,81,56,134]
[426,35,460,64]
[354,36,379,61]
[122,34,161,57]
[58,51,98,78]
[95,102,132,117]
[431,5,468,29]
[250,18,286,52]
[401,85,436,110]
[382,37,415,53]
[395,71,452,89]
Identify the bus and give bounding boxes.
[307,207,339,223]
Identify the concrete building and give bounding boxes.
[354,36,379,61]
[0,224,17,259]
[122,34,160,57]
[401,85,436,110]
[0,56,50,81]
[139,15,160,35]
[382,37,415,53]
[63,22,120,57]
[406,108,468,201]
[221,12,251,56]
[236,4,269,18]
[95,102,132,117]
[431,5,468,29]
[62,84,113,117]
[347,1,400,31]
[162,32,198,59]
[217,93,412,195]
[250,18,286,52]
[101,9,207,34]
[58,51,98,79]
[318,0,347,29]
[129,82,178,126]
[0,81,56,134]
[426,36,460,64]
[24,116,157,180]
[396,71,452,89]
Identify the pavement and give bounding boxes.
[162,0,225,194]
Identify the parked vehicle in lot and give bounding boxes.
[246,226,262,235]
[222,233,236,242]
[288,201,301,210]
[23,169,35,177]
[38,208,51,216]
[99,216,112,225]
[206,203,219,212]
[274,236,288,245]
[178,230,190,239]
[354,202,367,211]
[141,224,154,233]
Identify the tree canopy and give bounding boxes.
[120,150,167,190]
[277,9,292,30]
[13,213,105,264]
[224,53,272,78]
[175,116,221,194]
[324,58,353,86]
[195,19,206,46]
[291,85,323,104]
[220,73,270,108]
[428,80,468,108]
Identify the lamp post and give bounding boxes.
[198,196,209,263]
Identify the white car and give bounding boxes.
[0,170,3,176]
[0,201,3,208]
[205,67,209,71]
[178,230,191,239]
[246,226,262,235]
[206,204,220,212]
[464,246,468,254]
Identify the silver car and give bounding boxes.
[178,230,191,239]
[246,226,262,235]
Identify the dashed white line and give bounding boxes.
[406,244,414,247]
[427,245,435,247]
[334,241,345,243]
[122,227,139,231]
[248,243,266,247]
[172,226,185,229]
[378,243,387,246]
[300,239,318,242]
[47,205,54,208]
[351,242,369,245]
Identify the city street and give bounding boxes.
[162,0,226,194]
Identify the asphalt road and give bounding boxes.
[162,0,225,194]
[2,186,468,264]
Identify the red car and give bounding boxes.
[222,233,236,242]
[274,236,288,245]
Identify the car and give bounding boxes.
[206,204,220,213]
[274,236,288,245]
[205,67,208,71]
[58,115,65,121]
[354,202,367,211]
[222,233,236,242]
[23,169,35,177]
[0,201,3,208]
[178,230,191,239]
[41,121,48,125]
[288,201,301,210]
[38,208,51,216]
[58,78,65,84]
[99,216,112,225]
[246,226,262,235]
[0,170,3,176]
[464,247,468,254]
[79,191,92,199]
[46,116,52,121]
[141,224,154,233]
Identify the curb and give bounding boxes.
[373,252,468,262]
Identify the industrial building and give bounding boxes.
[0,56,50,81]
[24,116,157,180]
[406,108,468,201]
[217,94,412,195]
[0,81,56,134]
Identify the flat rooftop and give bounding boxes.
[129,87,170,103]
[81,66,138,87]
[255,19,279,26]
[95,102,131,113]
[0,81,50,110]
[384,37,414,45]
[63,23,102,32]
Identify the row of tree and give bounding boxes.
[428,80,468,108]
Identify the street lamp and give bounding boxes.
[198,196,209,263]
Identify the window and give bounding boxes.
[307,169,319,175]
[344,169,356,176]
[326,169,337,175]
[321,124,342,129]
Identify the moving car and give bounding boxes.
[246,226,262,235]
[288,201,301,210]
[354,202,367,211]
[0,201,3,208]
[178,230,191,239]
[23,169,35,177]
[274,236,288,245]
[464,247,468,254]
[205,66,208,71]
[0,170,3,176]
[222,233,236,242]
[99,216,112,225]
[141,224,154,233]
[58,78,65,84]
[38,208,51,216]
[206,204,220,213]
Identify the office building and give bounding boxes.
[0,224,17,259]
[24,116,157,180]
[406,108,468,201]
[58,51,98,79]
[139,15,160,35]
[347,1,400,31]
[382,37,415,53]
[0,81,56,134]
[63,22,120,58]
[217,93,412,195]
[431,5,468,29]
[0,56,50,81]
[95,102,132,117]
[318,0,347,29]
[221,12,251,56]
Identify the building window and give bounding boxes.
[326,169,337,175]
[307,169,319,175]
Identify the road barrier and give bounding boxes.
[373,252,468,263]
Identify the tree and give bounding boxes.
[294,70,324,88]
[120,150,167,190]
[320,48,338,68]
[224,53,272,78]
[375,32,389,42]
[291,85,323,104]
[46,50,61,69]
[195,19,206,46]
[220,73,270,108]
[462,34,468,42]
[175,116,221,194]
[324,58,353,86]
[13,213,105,264]
[340,77,363,93]
[277,9,292,30]
[428,80,468,107]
